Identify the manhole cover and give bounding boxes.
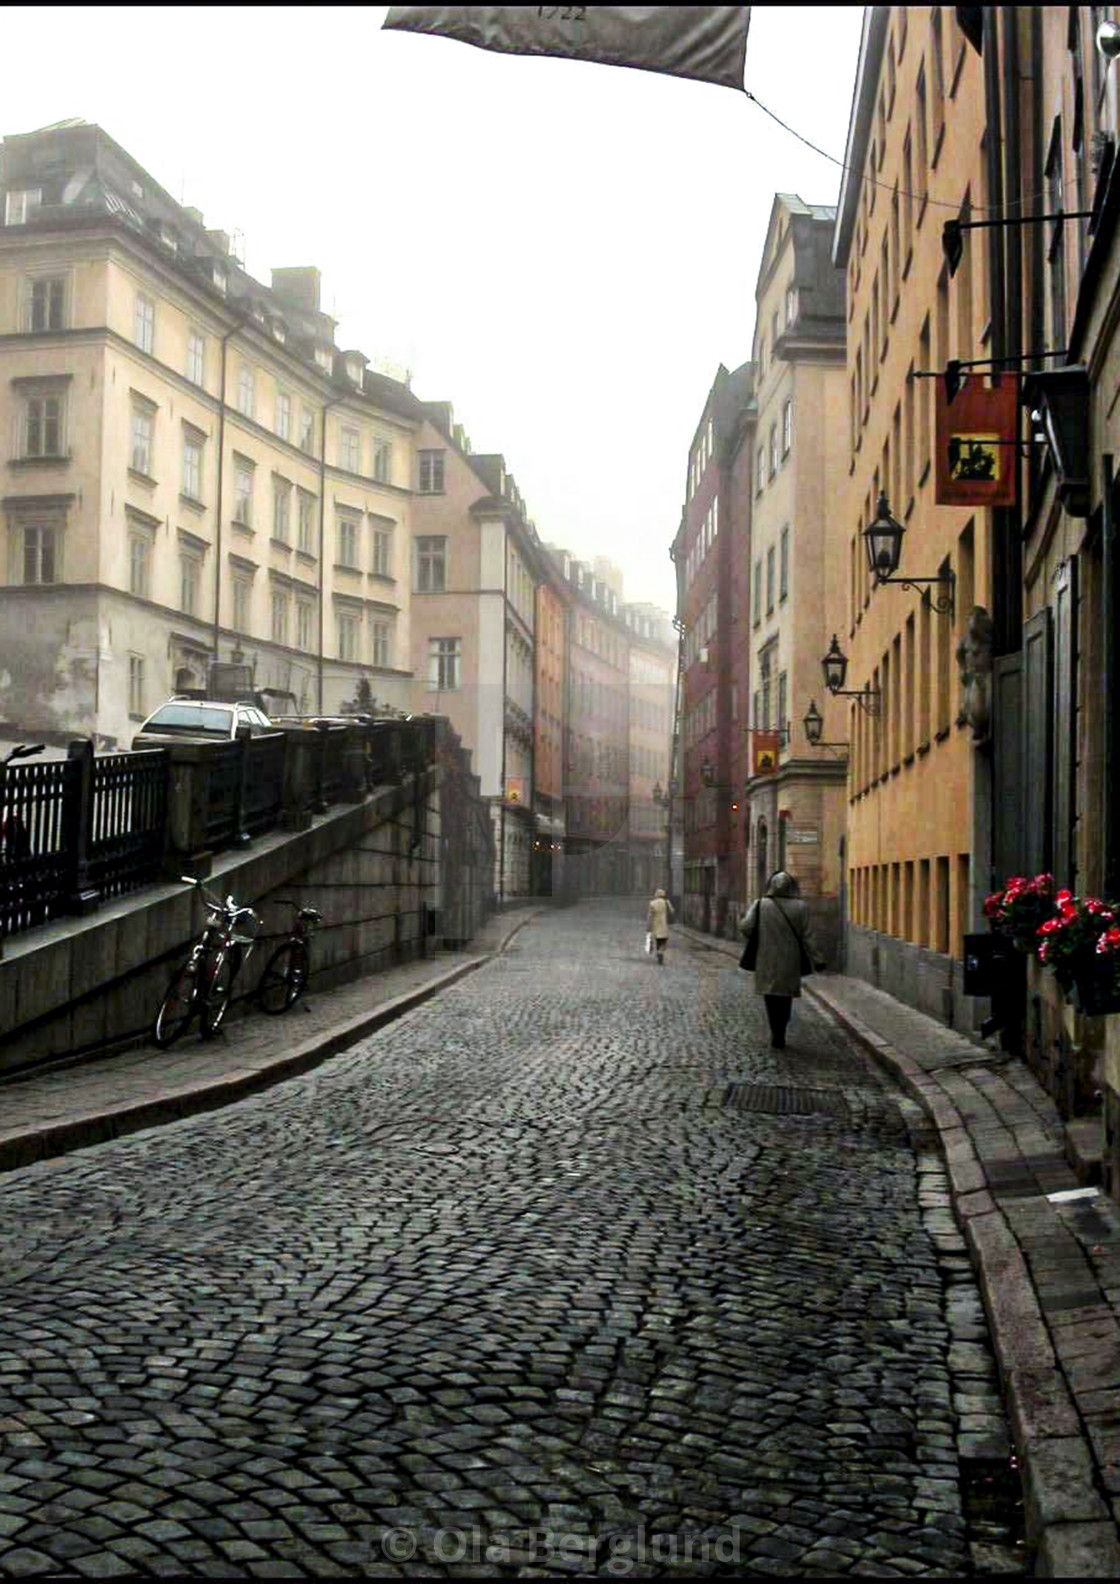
[722,1084,851,1119]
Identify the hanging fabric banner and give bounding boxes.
[935,374,1019,507]
[752,731,781,775]
[382,7,752,93]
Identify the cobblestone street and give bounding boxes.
[0,902,1018,1578]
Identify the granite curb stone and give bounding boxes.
[0,909,542,1177]
[677,922,1120,1573]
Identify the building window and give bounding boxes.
[182,435,202,500]
[340,427,361,473]
[134,294,154,355]
[129,534,150,598]
[233,577,250,632]
[372,619,392,668]
[273,479,291,542]
[272,589,289,646]
[759,646,773,729]
[415,535,446,592]
[186,330,205,386]
[373,439,392,484]
[177,554,200,616]
[766,546,775,614]
[753,558,762,627]
[782,399,793,456]
[236,365,255,418]
[131,407,154,476]
[779,525,790,600]
[129,655,145,718]
[296,600,313,651]
[6,188,41,226]
[769,423,778,478]
[275,389,291,442]
[300,408,315,453]
[778,670,788,736]
[1046,119,1067,346]
[29,276,65,333]
[234,462,253,526]
[337,515,360,568]
[297,490,315,553]
[756,448,765,496]
[23,393,64,457]
[418,451,445,493]
[428,636,461,691]
[785,284,797,325]
[338,609,360,662]
[372,520,394,577]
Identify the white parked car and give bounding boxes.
[131,698,275,749]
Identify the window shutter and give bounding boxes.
[1052,557,1079,891]
[1021,608,1053,879]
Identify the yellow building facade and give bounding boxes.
[833,9,993,1023]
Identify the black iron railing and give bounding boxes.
[90,749,168,902]
[0,718,447,956]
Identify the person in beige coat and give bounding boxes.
[647,888,674,965]
[738,871,824,1048]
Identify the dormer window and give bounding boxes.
[160,224,178,253]
[345,355,364,385]
[314,346,333,372]
[212,264,227,295]
[272,320,286,344]
[6,188,42,226]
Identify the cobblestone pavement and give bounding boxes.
[0,903,1018,1578]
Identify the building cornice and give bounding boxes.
[832,6,890,268]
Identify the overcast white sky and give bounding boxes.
[3,6,864,613]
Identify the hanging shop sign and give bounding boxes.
[935,374,1018,507]
[752,731,781,774]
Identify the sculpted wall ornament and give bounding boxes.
[956,605,995,744]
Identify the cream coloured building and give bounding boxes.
[408,405,544,903]
[744,195,848,959]
[0,120,417,746]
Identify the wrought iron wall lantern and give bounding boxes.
[863,493,955,617]
[942,210,1094,278]
[803,698,850,754]
[1022,365,1091,518]
[821,635,881,717]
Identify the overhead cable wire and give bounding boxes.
[743,87,1054,218]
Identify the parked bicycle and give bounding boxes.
[257,900,323,1014]
[153,877,262,1047]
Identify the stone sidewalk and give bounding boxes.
[680,922,1120,1578]
[0,907,542,1177]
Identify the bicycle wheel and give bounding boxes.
[153,962,198,1048]
[258,941,309,1014]
[199,951,234,1039]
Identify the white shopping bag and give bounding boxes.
[645,932,653,954]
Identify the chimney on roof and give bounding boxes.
[206,229,231,256]
[271,267,322,313]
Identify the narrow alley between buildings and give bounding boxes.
[0,904,1023,1578]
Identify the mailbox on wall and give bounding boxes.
[963,932,1014,997]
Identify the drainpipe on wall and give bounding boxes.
[212,316,246,674]
[1104,456,1119,896]
[317,390,345,714]
[499,527,509,909]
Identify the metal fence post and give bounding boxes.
[66,739,101,915]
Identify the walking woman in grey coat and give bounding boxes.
[738,871,824,1049]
